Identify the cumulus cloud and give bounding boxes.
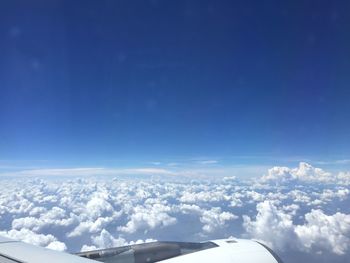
[0,162,349,263]
[117,203,177,234]
[243,201,297,251]
[261,162,350,185]
[0,228,66,251]
[91,229,132,248]
[200,207,238,233]
[243,201,350,256]
[46,240,67,251]
[337,172,350,185]
[81,229,157,252]
[179,189,229,203]
[295,210,350,255]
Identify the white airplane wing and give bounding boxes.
[0,235,94,263]
[0,235,283,263]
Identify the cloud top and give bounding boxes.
[0,162,349,263]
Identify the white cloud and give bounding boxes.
[0,228,66,251]
[261,162,350,185]
[0,162,349,263]
[91,229,130,248]
[200,207,238,233]
[243,201,350,256]
[179,190,229,203]
[222,176,237,183]
[295,210,350,255]
[85,229,157,251]
[118,203,177,234]
[46,240,67,252]
[11,207,77,232]
[243,201,297,251]
[337,172,350,185]
[86,194,113,219]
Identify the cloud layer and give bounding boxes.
[0,162,349,263]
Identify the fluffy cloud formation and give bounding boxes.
[0,162,348,263]
[0,228,67,252]
[0,178,239,252]
[295,209,350,255]
[243,201,297,251]
[117,203,177,234]
[200,207,238,233]
[261,162,350,185]
[243,201,350,255]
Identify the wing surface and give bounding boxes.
[0,236,94,263]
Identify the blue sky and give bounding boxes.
[1,1,350,174]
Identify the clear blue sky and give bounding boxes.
[0,1,350,169]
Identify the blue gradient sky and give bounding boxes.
[1,1,350,173]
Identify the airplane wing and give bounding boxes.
[0,235,283,263]
[0,235,94,263]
